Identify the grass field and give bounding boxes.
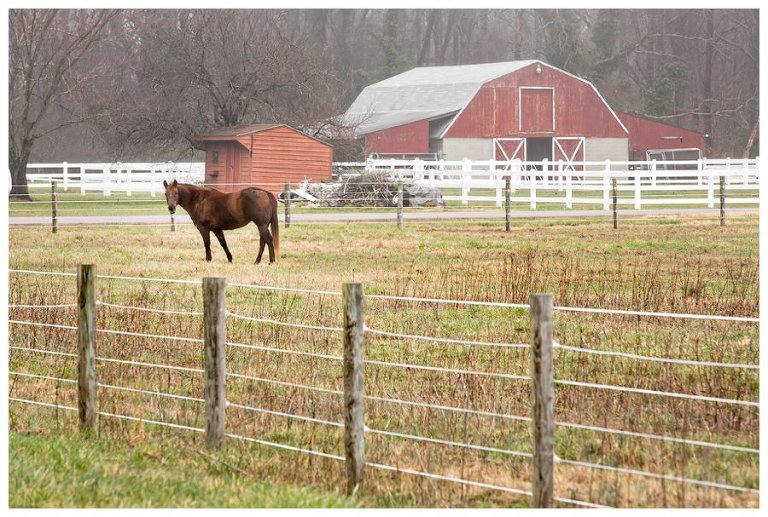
[8,185,759,217]
[7,211,760,508]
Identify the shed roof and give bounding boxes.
[195,124,283,141]
[345,61,537,135]
[193,123,333,149]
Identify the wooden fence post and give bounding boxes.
[51,181,58,234]
[505,176,511,232]
[612,177,618,230]
[720,175,726,227]
[203,277,227,450]
[397,180,403,230]
[284,182,292,229]
[529,293,554,508]
[77,264,97,432]
[343,282,365,495]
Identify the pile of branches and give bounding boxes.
[305,172,398,207]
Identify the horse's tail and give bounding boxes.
[270,193,280,259]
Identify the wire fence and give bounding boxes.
[7,268,760,508]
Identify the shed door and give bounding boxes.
[520,88,554,133]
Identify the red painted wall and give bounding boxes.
[617,112,704,156]
[364,119,429,156]
[445,63,627,138]
[203,126,333,193]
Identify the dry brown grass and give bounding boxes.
[8,213,759,508]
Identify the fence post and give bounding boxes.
[150,167,157,197]
[103,168,111,197]
[530,170,537,210]
[77,264,97,432]
[284,182,292,229]
[461,159,471,205]
[602,161,610,211]
[742,157,749,185]
[720,175,726,227]
[565,171,572,209]
[397,180,403,230]
[633,173,641,210]
[125,167,132,197]
[62,162,69,191]
[80,166,86,196]
[612,177,618,230]
[505,176,511,232]
[51,181,58,234]
[203,277,227,450]
[343,282,365,495]
[529,293,554,508]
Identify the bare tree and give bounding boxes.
[8,9,120,199]
[88,10,347,159]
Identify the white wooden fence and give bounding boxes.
[358,157,760,209]
[25,157,759,209]
[24,162,205,197]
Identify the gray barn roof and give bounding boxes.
[345,60,538,136]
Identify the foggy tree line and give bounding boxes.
[9,8,759,198]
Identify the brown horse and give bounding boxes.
[163,180,280,264]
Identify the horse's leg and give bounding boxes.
[255,223,274,264]
[212,229,233,263]
[196,226,212,261]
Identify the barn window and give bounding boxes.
[212,151,220,164]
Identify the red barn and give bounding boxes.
[345,60,703,166]
[193,124,333,193]
[617,112,705,161]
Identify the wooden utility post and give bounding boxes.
[284,182,292,229]
[343,282,365,495]
[203,277,227,450]
[719,175,726,227]
[77,264,97,432]
[51,181,58,234]
[505,176,512,232]
[529,293,554,508]
[612,178,618,230]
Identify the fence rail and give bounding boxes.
[21,157,759,210]
[8,268,760,508]
[24,162,204,196]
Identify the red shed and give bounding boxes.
[345,60,703,166]
[193,124,333,193]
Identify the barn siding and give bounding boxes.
[617,112,704,157]
[442,138,494,161]
[364,119,430,156]
[584,138,629,169]
[445,63,627,139]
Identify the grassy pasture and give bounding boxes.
[9,185,759,218]
[7,212,759,508]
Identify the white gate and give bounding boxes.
[553,137,585,172]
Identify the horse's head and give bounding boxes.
[163,179,179,214]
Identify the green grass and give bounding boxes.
[9,430,355,508]
[9,186,759,218]
[8,212,760,508]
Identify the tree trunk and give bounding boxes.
[743,116,758,158]
[9,143,32,201]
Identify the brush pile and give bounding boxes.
[301,172,444,208]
